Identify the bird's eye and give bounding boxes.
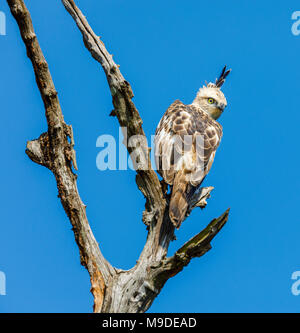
[208,98,215,104]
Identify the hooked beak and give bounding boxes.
[218,103,226,112]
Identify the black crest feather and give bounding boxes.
[215,65,231,88]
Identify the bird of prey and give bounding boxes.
[154,66,230,228]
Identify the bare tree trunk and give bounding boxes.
[7,0,229,313]
[100,209,228,313]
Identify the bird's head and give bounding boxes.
[192,66,231,120]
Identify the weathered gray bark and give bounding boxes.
[8,0,230,313]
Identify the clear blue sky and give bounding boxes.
[1,0,300,313]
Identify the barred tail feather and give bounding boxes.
[169,172,189,228]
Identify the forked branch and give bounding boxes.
[8,0,230,313]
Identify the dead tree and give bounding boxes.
[7,0,230,313]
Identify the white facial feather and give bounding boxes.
[192,83,227,120]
